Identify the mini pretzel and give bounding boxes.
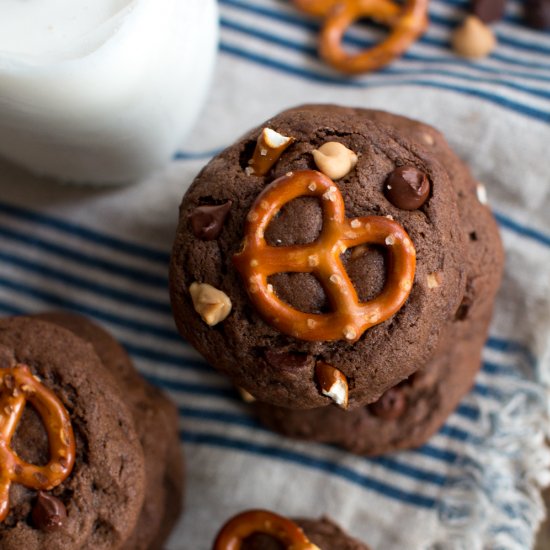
[293,0,429,74]
[0,364,75,522]
[233,170,416,342]
[212,509,320,550]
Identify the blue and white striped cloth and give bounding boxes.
[0,1,549,548]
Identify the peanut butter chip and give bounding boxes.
[189,282,232,326]
[427,272,443,289]
[237,387,256,403]
[312,142,358,180]
[452,16,496,59]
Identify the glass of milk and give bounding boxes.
[0,0,218,184]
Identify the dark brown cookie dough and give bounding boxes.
[252,108,504,454]
[254,307,488,455]
[33,312,184,550]
[0,316,146,550]
[170,104,502,410]
[297,517,370,550]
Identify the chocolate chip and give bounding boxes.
[188,201,232,240]
[384,166,430,211]
[32,492,67,532]
[472,0,506,23]
[264,350,310,370]
[454,297,472,321]
[368,387,407,420]
[525,0,550,29]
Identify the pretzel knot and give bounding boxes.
[213,509,320,550]
[0,364,75,522]
[233,170,416,343]
[294,0,429,74]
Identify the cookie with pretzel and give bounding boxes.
[213,509,370,550]
[250,107,504,453]
[0,314,184,550]
[32,312,184,550]
[170,104,502,412]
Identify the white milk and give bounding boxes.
[0,0,218,183]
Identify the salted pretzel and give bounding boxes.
[233,170,416,343]
[0,364,75,521]
[212,509,320,550]
[293,0,429,74]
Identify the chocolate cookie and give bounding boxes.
[170,104,502,410]
[33,312,184,550]
[0,316,146,549]
[254,308,488,454]
[214,510,369,550]
[252,108,503,453]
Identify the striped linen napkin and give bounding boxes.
[0,0,550,548]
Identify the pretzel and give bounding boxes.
[233,170,416,342]
[212,509,320,550]
[0,364,75,522]
[293,0,429,74]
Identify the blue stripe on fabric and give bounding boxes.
[123,341,210,372]
[486,336,537,368]
[179,404,464,482]
[0,297,211,375]
[495,212,550,248]
[414,444,459,463]
[472,383,503,401]
[181,405,454,486]
[0,202,170,264]
[221,0,550,68]
[368,456,450,486]
[176,388,481,451]
[0,278,180,342]
[439,424,475,443]
[220,43,550,123]
[0,224,168,287]
[174,148,224,160]
[455,404,480,421]
[0,302,24,316]
[221,16,550,101]
[0,249,171,315]
[182,430,437,508]
[482,361,519,377]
